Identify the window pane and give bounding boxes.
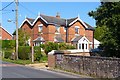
[82,43,84,49]
[75,27,79,34]
[86,44,87,49]
[79,44,81,49]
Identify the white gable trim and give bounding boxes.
[71,37,76,42]
[69,17,88,28]
[78,36,90,43]
[20,15,48,29]
[40,16,48,24]
[32,15,48,26]
[20,18,32,28]
[0,26,12,37]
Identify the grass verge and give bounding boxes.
[2,58,32,65]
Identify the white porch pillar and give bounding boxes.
[77,43,79,50]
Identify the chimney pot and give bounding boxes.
[56,12,60,18]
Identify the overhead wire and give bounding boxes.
[18,3,37,16]
[0,1,14,11]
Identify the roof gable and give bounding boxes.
[19,14,94,31]
[78,36,90,43]
[71,35,90,43]
[0,26,12,37]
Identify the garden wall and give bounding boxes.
[55,54,120,78]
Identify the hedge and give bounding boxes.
[34,46,43,61]
[41,42,75,54]
[4,51,12,59]
[18,46,31,60]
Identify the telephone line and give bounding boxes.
[0,1,14,11]
[19,3,37,16]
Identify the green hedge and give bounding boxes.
[41,42,75,54]
[2,40,15,49]
[18,46,31,60]
[4,51,12,59]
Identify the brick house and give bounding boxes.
[0,26,12,40]
[14,14,94,52]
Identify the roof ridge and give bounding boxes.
[40,14,65,20]
[67,17,78,20]
[26,17,35,20]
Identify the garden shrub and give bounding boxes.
[18,46,31,60]
[44,42,59,54]
[42,42,75,55]
[34,46,43,61]
[40,55,48,62]
[4,51,12,59]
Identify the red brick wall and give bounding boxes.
[1,27,12,40]
[85,30,93,42]
[68,21,86,42]
[59,26,66,41]
[20,18,93,47]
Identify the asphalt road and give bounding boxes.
[1,61,82,78]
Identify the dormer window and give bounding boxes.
[38,24,43,32]
[75,26,80,34]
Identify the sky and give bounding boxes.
[1,2,101,34]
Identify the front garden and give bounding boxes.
[1,40,75,65]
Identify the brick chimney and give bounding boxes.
[56,12,60,18]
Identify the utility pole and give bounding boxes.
[31,29,34,63]
[15,0,18,60]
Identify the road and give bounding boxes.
[1,61,83,79]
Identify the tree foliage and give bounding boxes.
[2,40,15,50]
[94,26,107,41]
[89,2,120,57]
[18,29,30,46]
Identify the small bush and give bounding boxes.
[4,51,12,59]
[40,55,48,62]
[44,42,59,54]
[34,46,43,61]
[42,42,75,54]
[66,45,75,49]
[18,46,31,60]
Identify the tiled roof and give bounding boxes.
[21,14,94,31]
[40,14,66,26]
[67,17,78,25]
[84,22,94,30]
[55,36,64,42]
[26,17,35,24]
[33,37,45,42]
[71,35,83,42]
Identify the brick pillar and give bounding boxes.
[48,53,56,68]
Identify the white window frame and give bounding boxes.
[78,37,89,52]
[38,24,43,32]
[75,26,80,34]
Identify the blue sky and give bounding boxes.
[2,2,100,34]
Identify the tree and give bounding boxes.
[89,2,120,57]
[94,26,107,41]
[18,29,30,46]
